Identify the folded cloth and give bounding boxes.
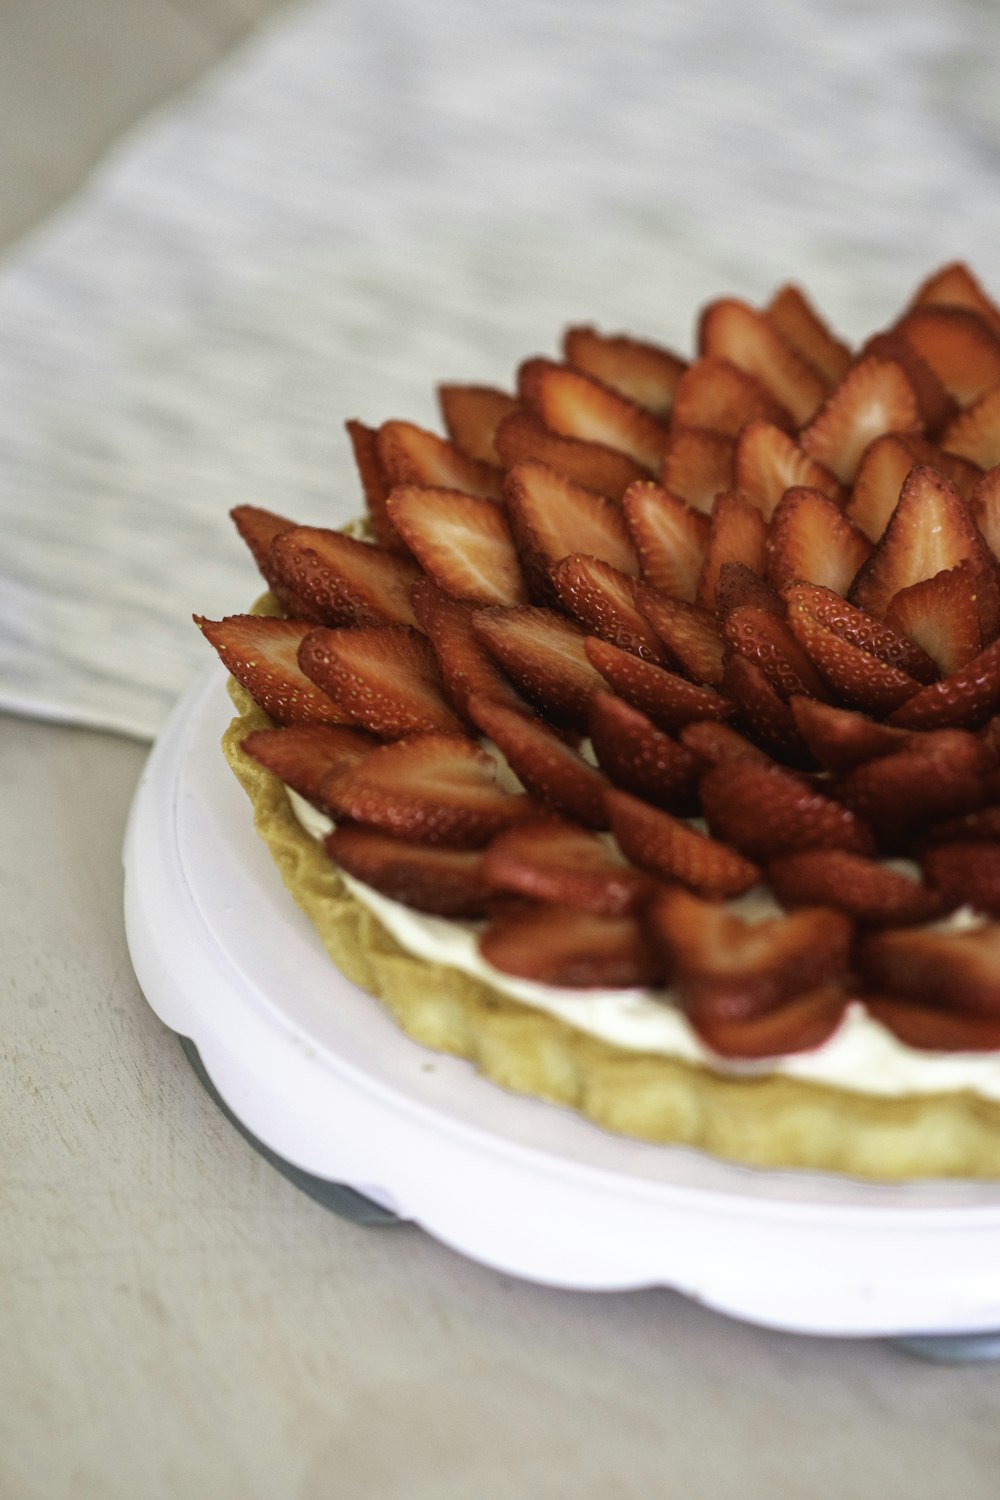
[1,0,998,739]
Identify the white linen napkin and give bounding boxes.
[2,0,999,739]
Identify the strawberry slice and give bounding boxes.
[437,384,518,465]
[686,986,850,1060]
[562,325,687,418]
[922,841,1000,917]
[765,486,872,597]
[410,578,530,723]
[767,849,946,927]
[721,604,830,701]
[241,723,377,810]
[298,624,466,738]
[713,562,784,620]
[588,691,700,812]
[679,719,772,768]
[763,283,853,387]
[886,638,1000,731]
[503,460,639,606]
[698,298,827,425]
[196,614,347,727]
[269,526,423,628]
[325,734,538,848]
[836,730,991,844]
[789,696,911,772]
[970,465,1000,560]
[884,561,985,675]
[940,385,1000,470]
[844,432,980,543]
[621,481,710,602]
[720,655,812,765]
[670,357,793,436]
[895,305,1000,406]
[733,420,842,520]
[550,555,665,662]
[585,635,733,732]
[859,331,957,435]
[660,427,735,512]
[230,505,312,617]
[518,358,667,472]
[909,261,1000,339]
[480,903,662,989]
[699,758,875,860]
[606,787,760,897]
[864,997,1000,1053]
[494,410,649,501]
[482,818,650,916]
[634,588,726,685]
[377,419,502,501]
[325,826,495,917]
[782,585,925,716]
[472,605,604,728]
[859,923,1000,1018]
[466,693,610,829]
[799,357,923,484]
[385,485,527,607]
[345,418,401,551]
[783,580,939,681]
[696,490,768,611]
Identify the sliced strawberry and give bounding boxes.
[518,358,667,472]
[696,490,768,611]
[326,733,538,848]
[269,526,422,628]
[894,306,1000,406]
[472,605,604,728]
[686,986,850,1060]
[562,325,687,418]
[799,357,923,484]
[660,427,735,512]
[765,486,872,597]
[859,923,1000,1018]
[494,410,649,501]
[922,841,1000,917]
[699,758,875,860]
[941,385,1000,470]
[864,996,1000,1053]
[767,849,946,927]
[782,585,925,716]
[550,554,665,661]
[241,723,377,810]
[909,261,1000,339]
[325,825,495,917]
[670,357,793,436]
[377,419,502,501]
[621,481,710,602]
[789,696,911,772]
[713,561,784,621]
[230,505,311,616]
[721,604,831,701]
[859,331,957,435]
[437,384,518,465]
[298,624,466,738]
[588,691,700,812]
[720,655,812,765]
[698,298,827,425]
[634,588,726,686]
[763,283,853,387]
[679,719,772,768]
[884,561,985,675]
[480,903,662,988]
[783,580,939,682]
[605,787,760,898]
[844,432,979,543]
[482,818,649,916]
[466,693,610,829]
[886,638,1000,731]
[345,418,401,551]
[733,420,843,520]
[836,730,991,844]
[503,460,638,609]
[970,465,1000,560]
[385,485,527,607]
[585,635,733,732]
[196,614,347,727]
[410,578,531,723]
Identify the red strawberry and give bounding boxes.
[494,410,649,501]
[660,427,735,512]
[634,587,726,685]
[325,825,495,917]
[884,561,985,675]
[859,330,957,435]
[894,305,1000,406]
[859,922,1000,1018]
[767,849,946,927]
[799,357,923,484]
[479,903,662,988]
[941,385,1000,470]
[503,460,639,608]
[466,693,610,829]
[971,465,1000,561]
[789,696,911,772]
[585,635,733,732]
[241,723,377,810]
[698,298,827,425]
[685,986,850,1060]
[196,614,347,727]
[845,432,979,543]
[345,418,401,551]
[699,758,875,860]
[472,605,604,728]
[720,655,812,765]
[325,733,538,848]
[722,604,831,702]
[733,420,843,520]
[765,486,872,597]
[670,356,793,435]
[482,818,650,916]
[763,283,853,387]
[696,490,768,611]
[713,562,785,620]
[410,578,531,723]
[588,691,700,812]
[679,719,773,768]
[269,526,423,628]
[298,624,466,738]
[230,505,312,617]
[437,384,518,465]
[922,841,1000,917]
[385,485,527,607]
[606,787,761,897]
[783,580,939,681]
[621,481,710,602]
[909,261,1000,339]
[562,324,687,418]
[836,730,991,843]
[782,585,924,716]
[550,554,665,661]
[864,996,1000,1053]
[377,418,503,501]
[886,638,1000,731]
[518,358,667,472]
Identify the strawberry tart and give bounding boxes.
[199,263,1000,1180]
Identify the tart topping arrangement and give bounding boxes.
[198,263,1000,1066]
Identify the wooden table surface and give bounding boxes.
[4,5,1000,1498]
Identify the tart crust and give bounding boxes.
[221,658,1000,1181]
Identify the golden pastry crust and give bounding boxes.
[222,662,1000,1181]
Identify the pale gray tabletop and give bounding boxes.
[4,3,1000,1497]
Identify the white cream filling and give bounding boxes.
[287,789,1000,1101]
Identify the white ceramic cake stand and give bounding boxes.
[124,667,1000,1343]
